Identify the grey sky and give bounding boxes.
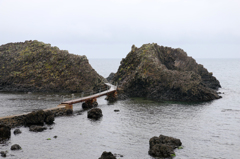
[0,0,239,58]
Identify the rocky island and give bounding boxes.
[0,40,106,93]
[112,43,221,102]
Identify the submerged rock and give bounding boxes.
[113,43,221,102]
[0,125,11,141]
[11,144,22,150]
[148,134,182,158]
[87,108,103,120]
[0,40,106,93]
[99,151,116,159]
[29,125,47,132]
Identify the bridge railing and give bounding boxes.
[61,84,112,102]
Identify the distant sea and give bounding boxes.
[0,58,240,159]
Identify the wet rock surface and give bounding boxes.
[113,43,221,102]
[0,125,11,141]
[99,151,116,159]
[148,134,182,158]
[87,108,103,120]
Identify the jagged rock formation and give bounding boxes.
[0,40,106,92]
[113,43,221,102]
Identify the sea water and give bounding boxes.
[0,58,240,159]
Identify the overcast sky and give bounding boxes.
[0,0,239,58]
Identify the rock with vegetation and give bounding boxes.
[0,125,11,141]
[148,134,182,158]
[0,40,106,93]
[112,43,221,102]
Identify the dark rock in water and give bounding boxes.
[11,144,22,150]
[0,40,106,93]
[66,109,73,115]
[0,151,7,157]
[99,151,116,159]
[114,109,120,112]
[112,43,221,102]
[0,125,11,141]
[87,108,103,120]
[13,129,22,135]
[44,111,55,124]
[148,134,182,158]
[24,110,46,126]
[29,125,47,132]
[53,136,57,139]
[106,73,115,83]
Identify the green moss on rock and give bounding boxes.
[113,43,221,102]
[0,40,106,93]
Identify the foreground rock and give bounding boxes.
[0,40,106,93]
[0,125,11,141]
[149,134,182,158]
[87,108,103,120]
[112,43,221,102]
[29,125,47,132]
[99,151,116,159]
[11,144,22,150]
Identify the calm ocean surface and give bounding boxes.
[0,58,240,159]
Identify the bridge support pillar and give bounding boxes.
[58,104,73,110]
[82,98,98,109]
[106,91,118,102]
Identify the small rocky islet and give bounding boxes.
[0,41,222,158]
[0,40,106,93]
[111,43,221,102]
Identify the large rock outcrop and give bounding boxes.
[113,43,221,101]
[0,40,106,92]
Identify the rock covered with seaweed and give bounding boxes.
[112,43,221,102]
[0,40,106,92]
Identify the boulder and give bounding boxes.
[11,144,22,150]
[87,108,103,120]
[0,151,7,157]
[13,129,22,135]
[29,125,47,132]
[112,43,221,102]
[0,125,11,141]
[148,134,182,158]
[24,110,46,126]
[99,151,116,159]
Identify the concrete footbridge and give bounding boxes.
[58,83,118,110]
